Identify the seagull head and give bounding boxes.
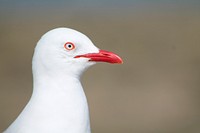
[32,28,122,78]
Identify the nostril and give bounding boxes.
[102,53,110,56]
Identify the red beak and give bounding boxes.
[74,50,123,64]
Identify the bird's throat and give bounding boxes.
[13,76,91,133]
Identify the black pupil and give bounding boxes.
[68,44,72,48]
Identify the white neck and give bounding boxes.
[5,73,91,133]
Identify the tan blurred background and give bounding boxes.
[1,0,200,133]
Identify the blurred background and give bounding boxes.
[0,0,200,133]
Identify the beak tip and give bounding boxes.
[113,57,123,64]
[119,60,123,64]
[117,59,123,64]
[112,53,123,64]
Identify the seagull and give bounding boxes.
[4,28,122,133]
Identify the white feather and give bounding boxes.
[4,28,99,133]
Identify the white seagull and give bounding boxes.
[4,28,123,133]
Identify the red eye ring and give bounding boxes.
[64,42,75,51]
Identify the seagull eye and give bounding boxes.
[64,42,75,51]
